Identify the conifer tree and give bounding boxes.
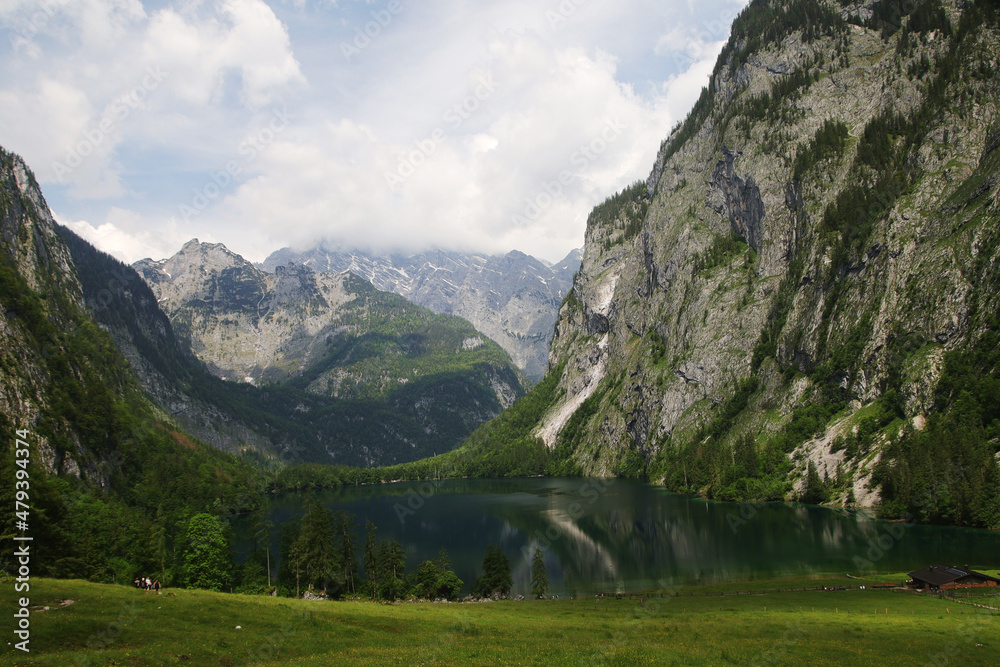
[294,497,340,595]
[801,460,828,505]
[363,521,378,598]
[335,511,359,595]
[376,539,406,600]
[435,548,463,600]
[530,548,549,599]
[251,503,274,588]
[473,544,512,598]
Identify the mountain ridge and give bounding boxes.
[448,0,1000,528]
[132,237,527,466]
[259,244,582,382]
[1,144,266,580]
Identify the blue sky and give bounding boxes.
[0,0,748,264]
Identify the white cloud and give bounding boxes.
[659,39,727,125]
[194,31,683,263]
[144,0,305,108]
[0,0,304,198]
[58,207,193,263]
[2,0,740,265]
[0,77,93,178]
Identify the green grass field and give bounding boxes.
[2,574,998,666]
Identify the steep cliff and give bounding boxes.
[56,228,287,460]
[134,240,527,465]
[1,146,91,479]
[260,246,581,382]
[531,0,1000,526]
[0,146,263,578]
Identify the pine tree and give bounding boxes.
[150,504,168,582]
[473,544,512,598]
[251,503,274,589]
[434,548,463,600]
[335,511,359,595]
[276,520,301,597]
[413,559,442,599]
[363,521,378,598]
[235,554,268,594]
[530,548,549,599]
[376,539,406,600]
[294,497,340,595]
[801,460,828,505]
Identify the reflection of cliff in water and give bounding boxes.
[480,480,1000,595]
[254,478,1000,597]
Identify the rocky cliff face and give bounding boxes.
[137,241,525,393]
[134,240,528,465]
[0,147,90,477]
[57,228,280,459]
[0,153,81,299]
[136,241,359,384]
[1,148,254,487]
[534,0,1000,515]
[1,148,273,580]
[260,246,581,382]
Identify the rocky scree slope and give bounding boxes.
[261,245,581,383]
[533,0,1000,527]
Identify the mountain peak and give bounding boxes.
[257,244,580,381]
[177,238,241,261]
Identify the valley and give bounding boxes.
[1,0,1000,664]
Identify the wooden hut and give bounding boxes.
[908,564,1000,591]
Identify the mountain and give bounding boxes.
[260,245,582,382]
[0,145,263,579]
[467,0,1000,527]
[56,228,304,463]
[133,239,527,465]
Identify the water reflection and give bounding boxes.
[245,478,1000,596]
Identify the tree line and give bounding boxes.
[178,497,551,601]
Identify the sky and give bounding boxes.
[0,0,748,265]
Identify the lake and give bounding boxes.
[246,477,1000,597]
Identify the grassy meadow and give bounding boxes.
[2,573,998,666]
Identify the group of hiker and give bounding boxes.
[135,576,161,593]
